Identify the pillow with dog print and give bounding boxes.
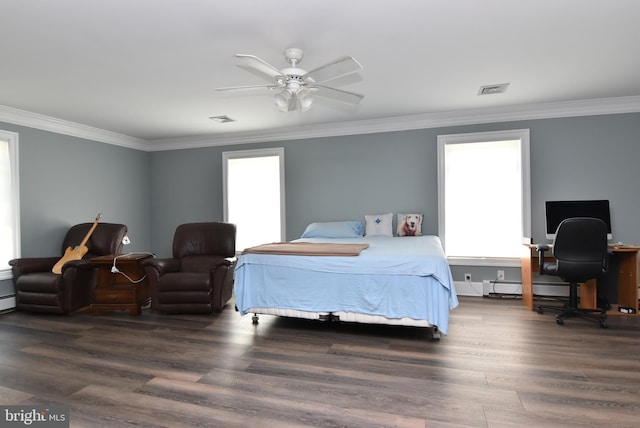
[396,213,423,236]
[365,213,394,236]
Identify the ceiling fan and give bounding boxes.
[216,47,364,112]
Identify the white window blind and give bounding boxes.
[1,130,20,277]
[438,129,530,264]
[223,148,285,253]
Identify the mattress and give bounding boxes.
[234,236,458,334]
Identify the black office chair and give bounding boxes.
[535,217,608,328]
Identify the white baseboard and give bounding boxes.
[457,282,640,299]
[482,280,520,296]
[483,281,571,297]
[455,281,484,296]
[455,281,571,297]
[0,294,16,312]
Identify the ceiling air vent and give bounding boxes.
[209,115,236,123]
[478,83,509,95]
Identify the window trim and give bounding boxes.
[437,129,530,267]
[222,147,286,251]
[1,129,20,279]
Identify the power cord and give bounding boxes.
[110,252,155,284]
[486,275,522,299]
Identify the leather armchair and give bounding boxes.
[9,222,128,314]
[142,222,236,314]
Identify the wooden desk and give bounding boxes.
[90,253,152,315]
[521,244,639,316]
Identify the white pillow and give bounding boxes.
[365,213,394,236]
[397,213,423,236]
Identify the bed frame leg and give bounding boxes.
[320,314,334,322]
[428,326,441,341]
[252,314,259,324]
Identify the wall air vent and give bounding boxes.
[209,115,236,123]
[478,83,510,95]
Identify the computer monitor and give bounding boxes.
[545,199,612,240]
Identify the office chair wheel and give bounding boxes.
[599,316,608,329]
[536,306,544,314]
[555,315,564,325]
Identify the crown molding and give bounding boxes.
[147,95,640,151]
[3,96,640,152]
[0,104,148,151]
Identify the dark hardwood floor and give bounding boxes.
[1,296,640,428]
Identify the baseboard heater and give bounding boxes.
[0,293,16,312]
[456,280,574,298]
[458,280,640,300]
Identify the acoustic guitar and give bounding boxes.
[52,213,102,274]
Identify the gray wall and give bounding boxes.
[147,131,441,256]
[528,114,640,243]
[148,113,640,263]
[147,145,229,253]
[147,112,640,284]
[0,121,152,296]
[0,121,151,255]
[2,111,640,292]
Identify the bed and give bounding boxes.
[234,231,459,339]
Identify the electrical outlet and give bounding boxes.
[497,270,505,281]
[464,273,472,283]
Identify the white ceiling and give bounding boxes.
[2,0,640,149]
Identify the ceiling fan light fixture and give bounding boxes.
[298,92,313,111]
[275,89,292,111]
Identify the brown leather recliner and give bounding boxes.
[9,222,128,314]
[142,222,236,314]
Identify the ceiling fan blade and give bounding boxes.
[312,85,364,104]
[235,54,284,80]
[303,56,363,85]
[216,84,279,92]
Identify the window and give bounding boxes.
[223,148,285,253]
[437,129,530,265]
[1,129,20,278]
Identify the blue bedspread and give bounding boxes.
[234,236,459,334]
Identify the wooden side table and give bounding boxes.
[90,253,153,315]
